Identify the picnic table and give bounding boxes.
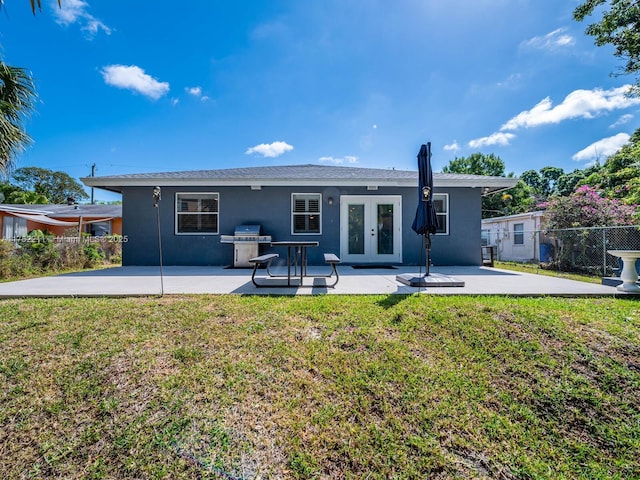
[249,241,340,288]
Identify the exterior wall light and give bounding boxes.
[153,186,162,207]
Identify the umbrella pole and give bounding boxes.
[425,234,431,276]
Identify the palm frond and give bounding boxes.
[28,0,61,14]
[0,62,37,174]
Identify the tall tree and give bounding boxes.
[0,63,37,175]
[521,170,543,193]
[441,152,507,177]
[441,153,536,218]
[0,181,23,203]
[12,167,88,203]
[481,180,535,219]
[6,189,48,204]
[555,168,592,196]
[574,0,640,94]
[589,126,640,205]
[539,166,565,196]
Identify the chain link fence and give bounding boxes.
[483,225,640,277]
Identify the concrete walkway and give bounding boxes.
[0,265,628,297]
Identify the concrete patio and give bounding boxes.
[0,265,629,297]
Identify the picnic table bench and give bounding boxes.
[249,252,341,288]
[249,253,279,287]
[323,253,341,287]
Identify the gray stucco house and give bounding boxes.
[82,164,516,267]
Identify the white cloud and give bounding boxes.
[609,113,634,128]
[500,86,640,131]
[186,86,202,97]
[318,155,359,165]
[101,65,170,100]
[468,132,515,148]
[497,73,522,89]
[443,141,460,152]
[572,133,630,163]
[521,28,575,51]
[52,0,111,37]
[185,86,210,102]
[245,141,294,158]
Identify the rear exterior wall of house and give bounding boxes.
[120,185,482,266]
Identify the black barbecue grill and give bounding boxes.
[220,224,272,267]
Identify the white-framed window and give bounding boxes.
[481,229,491,246]
[513,223,524,245]
[292,193,321,235]
[2,216,27,240]
[433,193,449,235]
[85,220,112,237]
[175,192,219,235]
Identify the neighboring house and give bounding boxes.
[481,211,553,263]
[82,164,517,267]
[0,203,122,240]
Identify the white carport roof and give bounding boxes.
[6,212,115,227]
[8,212,79,227]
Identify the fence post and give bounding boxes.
[602,228,607,277]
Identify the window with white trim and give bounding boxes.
[513,223,524,245]
[433,193,449,235]
[175,193,219,235]
[292,193,321,234]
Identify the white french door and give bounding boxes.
[340,195,402,263]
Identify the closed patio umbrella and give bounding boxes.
[411,142,438,275]
[397,142,464,287]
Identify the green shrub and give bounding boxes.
[98,235,122,262]
[0,230,121,280]
[83,242,106,267]
[0,241,36,279]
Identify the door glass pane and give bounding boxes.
[377,204,394,255]
[348,204,365,255]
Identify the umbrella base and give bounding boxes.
[396,272,465,287]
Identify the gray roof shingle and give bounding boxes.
[85,164,418,181]
[82,164,517,189]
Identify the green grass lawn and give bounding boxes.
[494,261,603,284]
[1,295,639,479]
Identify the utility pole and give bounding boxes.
[90,163,96,204]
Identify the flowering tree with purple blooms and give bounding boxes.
[543,185,638,272]
[544,185,637,230]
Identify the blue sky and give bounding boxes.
[1,0,639,202]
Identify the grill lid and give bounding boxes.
[234,224,261,236]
